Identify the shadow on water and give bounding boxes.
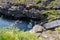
[0,16,33,31]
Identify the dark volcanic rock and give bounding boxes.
[0,1,47,25]
[0,4,46,21]
[0,4,26,18]
[26,8,45,19]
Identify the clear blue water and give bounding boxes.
[0,17,33,31]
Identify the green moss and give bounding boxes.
[10,0,25,4]
[46,0,58,8]
[55,27,60,34]
[42,10,60,22]
[0,26,40,40]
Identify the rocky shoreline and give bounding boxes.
[0,3,60,30]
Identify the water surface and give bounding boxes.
[0,17,33,31]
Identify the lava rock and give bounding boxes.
[0,3,47,24]
[25,8,45,20]
[0,4,26,18]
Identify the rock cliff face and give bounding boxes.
[0,3,46,21]
[0,4,25,18]
[0,0,46,20]
[0,0,10,8]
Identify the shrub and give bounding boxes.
[55,27,60,34]
[42,10,60,22]
[46,0,58,8]
[0,25,40,40]
[10,0,25,4]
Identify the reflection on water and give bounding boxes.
[0,18,15,27]
[0,17,33,31]
[15,21,33,31]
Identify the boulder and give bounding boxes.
[29,24,45,37]
[29,24,44,33]
[43,20,60,29]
